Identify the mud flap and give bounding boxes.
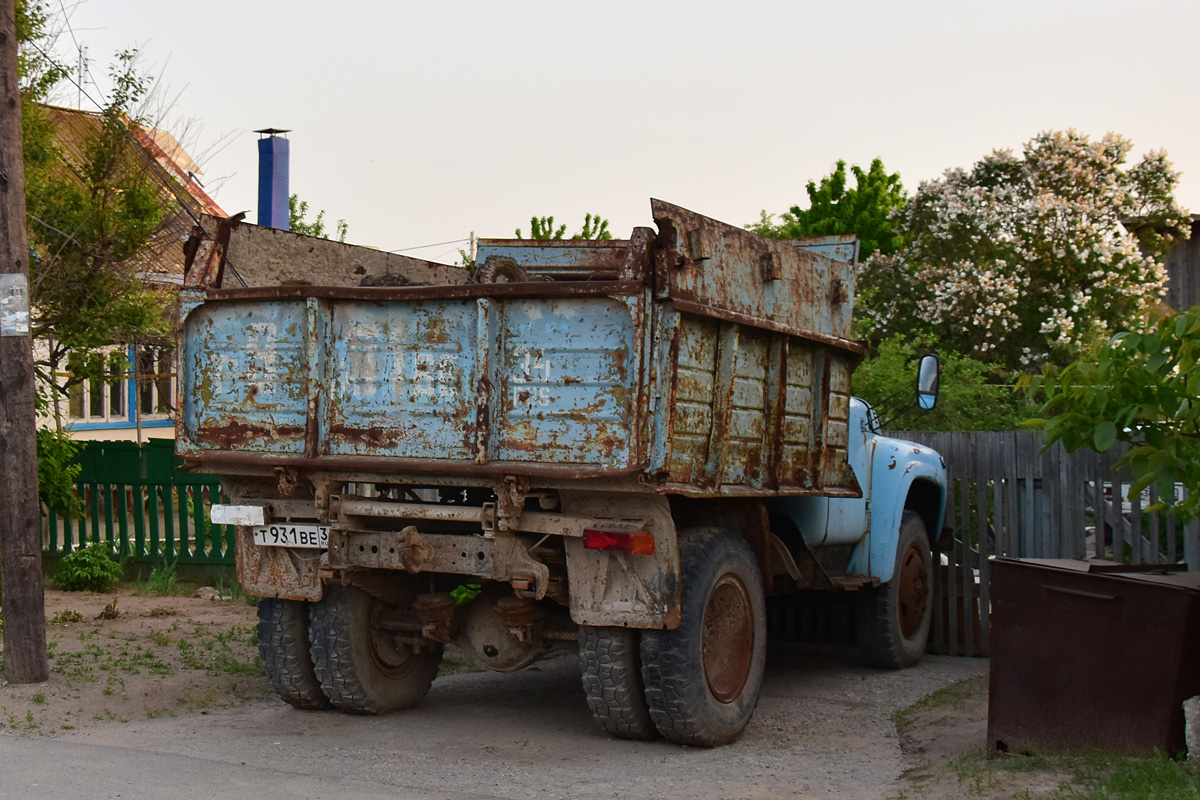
[235,527,324,601]
[561,494,681,630]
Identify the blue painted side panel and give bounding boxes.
[496,296,638,466]
[327,300,479,458]
[849,434,947,583]
[180,294,640,468]
[182,300,309,453]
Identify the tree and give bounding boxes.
[289,193,348,242]
[861,131,1189,370]
[515,212,612,241]
[22,49,172,416]
[749,158,907,261]
[854,335,1026,432]
[1026,305,1200,520]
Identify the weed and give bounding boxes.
[147,607,176,617]
[49,609,84,624]
[96,598,120,620]
[893,675,987,738]
[56,543,122,592]
[149,629,171,647]
[30,694,45,705]
[139,561,179,596]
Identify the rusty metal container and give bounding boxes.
[176,200,864,500]
[987,558,1200,757]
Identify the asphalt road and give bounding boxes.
[0,645,987,800]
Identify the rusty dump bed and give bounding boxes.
[177,200,863,497]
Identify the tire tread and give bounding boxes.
[257,598,331,711]
[579,625,658,740]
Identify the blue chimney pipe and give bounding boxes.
[255,128,291,230]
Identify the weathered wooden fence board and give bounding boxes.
[893,430,1200,658]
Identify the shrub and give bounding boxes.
[56,543,122,592]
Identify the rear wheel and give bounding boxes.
[308,584,442,714]
[640,529,766,747]
[257,598,331,710]
[579,625,658,740]
[860,510,933,669]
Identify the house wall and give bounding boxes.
[1164,217,1200,311]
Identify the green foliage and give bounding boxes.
[854,336,1025,431]
[36,427,81,516]
[288,194,349,242]
[56,543,123,593]
[22,50,173,405]
[139,561,179,596]
[749,158,907,261]
[14,0,68,101]
[515,213,613,240]
[861,130,1189,370]
[451,583,482,606]
[1026,305,1200,520]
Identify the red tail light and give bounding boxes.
[582,529,655,555]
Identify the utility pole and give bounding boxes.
[0,0,49,684]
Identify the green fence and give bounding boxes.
[43,439,234,565]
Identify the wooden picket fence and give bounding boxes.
[42,439,234,565]
[893,430,1200,658]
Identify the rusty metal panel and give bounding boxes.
[722,328,769,488]
[181,289,642,471]
[650,310,717,483]
[782,345,817,487]
[179,299,309,454]
[651,199,861,352]
[326,299,480,459]
[494,296,640,467]
[988,558,1200,757]
[475,239,631,280]
[789,234,860,266]
[234,528,322,601]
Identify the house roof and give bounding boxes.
[37,104,226,280]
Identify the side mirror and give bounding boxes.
[916,354,939,410]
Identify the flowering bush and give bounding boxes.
[860,131,1189,369]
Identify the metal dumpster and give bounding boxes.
[987,558,1200,757]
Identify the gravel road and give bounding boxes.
[1,643,986,800]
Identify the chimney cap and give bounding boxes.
[254,128,291,138]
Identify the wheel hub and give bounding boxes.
[702,575,754,703]
[897,543,929,640]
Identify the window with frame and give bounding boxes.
[61,344,176,427]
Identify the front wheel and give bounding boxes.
[859,510,933,669]
[639,529,766,747]
[308,585,442,714]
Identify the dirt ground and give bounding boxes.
[0,587,273,733]
[1,588,1071,799]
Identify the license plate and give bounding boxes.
[252,524,330,549]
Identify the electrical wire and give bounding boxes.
[387,238,469,254]
[14,24,250,287]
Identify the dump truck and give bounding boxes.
[184,200,946,747]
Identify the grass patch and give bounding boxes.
[893,675,987,738]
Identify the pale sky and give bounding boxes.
[42,0,1200,263]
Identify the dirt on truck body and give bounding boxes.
[182,199,945,747]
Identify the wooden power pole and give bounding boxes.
[0,0,49,684]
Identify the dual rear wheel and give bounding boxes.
[579,529,767,747]
[257,585,441,714]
